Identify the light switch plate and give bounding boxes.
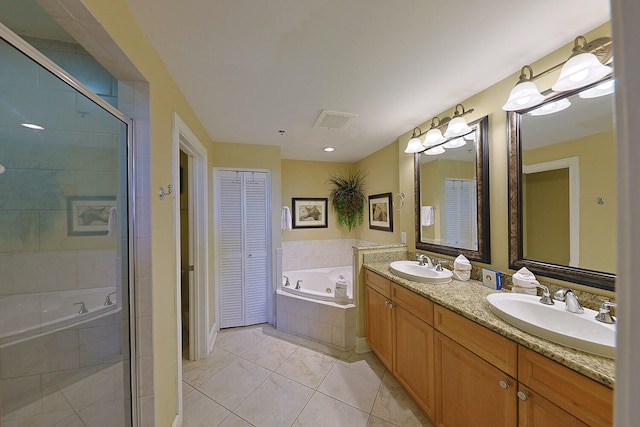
[401,232,407,244]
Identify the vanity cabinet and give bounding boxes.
[364,270,436,419]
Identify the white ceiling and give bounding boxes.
[5,0,611,162]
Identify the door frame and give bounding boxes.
[173,113,209,423]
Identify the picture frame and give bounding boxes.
[67,196,117,236]
[292,198,328,229]
[368,192,393,232]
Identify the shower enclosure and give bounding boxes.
[0,28,134,426]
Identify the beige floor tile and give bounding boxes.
[78,398,125,427]
[218,413,255,426]
[339,350,387,373]
[275,346,337,389]
[370,371,432,427]
[183,381,195,398]
[216,326,266,355]
[182,347,237,387]
[198,358,271,410]
[366,415,398,427]
[317,360,384,413]
[1,409,76,427]
[183,390,230,427]
[242,335,298,371]
[293,392,369,427]
[59,363,122,412]
[52,414,86,427]
[234,373,314,427]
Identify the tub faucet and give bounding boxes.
[295,280,302,290]
[283,276,290,287]
[104,292,116,306]
[73,302,89,315]
[553,288,584,314]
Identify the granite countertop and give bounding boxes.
[364,262,615,389]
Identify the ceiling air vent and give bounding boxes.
[313,110,358,130]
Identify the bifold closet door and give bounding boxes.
[217,170,269,328]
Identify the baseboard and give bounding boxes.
[171,414,182,427]
[355,336,371,354]
[208,323,217,353]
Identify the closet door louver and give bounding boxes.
[217,170,270,329]
[444,179,476,249]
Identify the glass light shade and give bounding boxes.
[502,81,545,111]
[528,98,571,116]
[424,128,446,146]
[443,137,466,149]
[404,136,425,153]
[424,145,445,156]
[579,79,615,99]
[463,131,476,141]
[443,116,472,138]
[551,53,612,92]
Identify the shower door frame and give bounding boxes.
[0,22,138,425]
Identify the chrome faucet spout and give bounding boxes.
[595,301,617,323]
[532,282,554,305]
[554,288,584,314]
[416,254,434,268]
[104,292,116,306]
[295,280,302,290]
[73,302,89,314]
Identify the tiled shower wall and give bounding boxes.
[281,238,375,271]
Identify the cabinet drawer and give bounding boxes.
[391,282,433,325]
[364,269,391,298]
[518,347,613,427]
[434,304,517,377]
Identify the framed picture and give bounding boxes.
[292,198,328,229]
[67,196,117,236]
[369,192,393,232]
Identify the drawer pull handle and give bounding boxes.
[384,300,389,307]
[499,380,509,389]
[388,302,394,309]
[517,391,528,401]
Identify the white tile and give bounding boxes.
[293,392,369,427]
[78,397,125,427]
[198,358,270,410]
[182,347,237,387]
[218,413,253,427]
[371,371,432,426]
[308,322,332,345]
[275,347,336,389]
[318,359,384,412]
[182,390,230,427]
[241,335,298,371]
[332,326,346,349]
[234,373,313,427]
[215,326,265,355]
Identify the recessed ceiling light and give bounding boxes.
[324,147,335,152]
[21,123,44,130]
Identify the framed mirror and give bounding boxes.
[415,116,490,263]
[508,76,615,291]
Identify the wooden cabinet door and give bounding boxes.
[435,331,517,427]
[393,303,435,421]
[518,385,588,427]
[365,285,393,370]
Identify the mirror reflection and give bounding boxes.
[415,116,490,263]
[509,76,616,290]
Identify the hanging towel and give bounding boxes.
[421,206,434,226]
[107,207,117,236]
[281,206,292,230]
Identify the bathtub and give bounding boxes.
[281,266,353,304]
[0,286,120,348]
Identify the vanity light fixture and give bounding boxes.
[424,145,446,155]
[503,36,612,112]
[21,123,44,130]
[403,104,475,154]
[579,79,615,99]
[528,98,571,116]
[443,137,466,149]
[323,147,335,152]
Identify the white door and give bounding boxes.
[216,170,270,328]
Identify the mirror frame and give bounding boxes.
[415,115,491,263]
[507,83,615,291]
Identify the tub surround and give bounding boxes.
[363,262,615,388]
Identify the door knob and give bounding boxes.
[517,391,529,401]
[499,380,509,389]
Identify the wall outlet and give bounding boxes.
[401,232,407,244]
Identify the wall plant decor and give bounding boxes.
[327,169,367,231]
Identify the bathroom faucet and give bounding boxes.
[532,282,554,305]
[595,301,617,324]
[73,302,89,314]
[553,288,584,314]
[104,292,116,306]
[417,254,434,268]
[283,276,290,287]
[295,280,302,290]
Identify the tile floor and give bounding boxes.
[182,324,432,427]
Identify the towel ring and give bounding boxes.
[393,192,405,210]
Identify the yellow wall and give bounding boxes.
[356,141,401,244]
[82,0,216,422]
[523,131,617,272]
[395,22,614,297]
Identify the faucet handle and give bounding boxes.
[532,282,554,305]
[595,301,617,324]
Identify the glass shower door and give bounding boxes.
[0,35,132,426]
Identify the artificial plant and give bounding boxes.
[327,169,367,231]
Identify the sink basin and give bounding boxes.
[486,293,615,358]
[389,260,453,284]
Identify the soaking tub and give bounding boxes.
[281,266,353,304]
[0,286,120,348]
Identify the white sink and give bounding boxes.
[486,293,615,358]
[389,260,453,284]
